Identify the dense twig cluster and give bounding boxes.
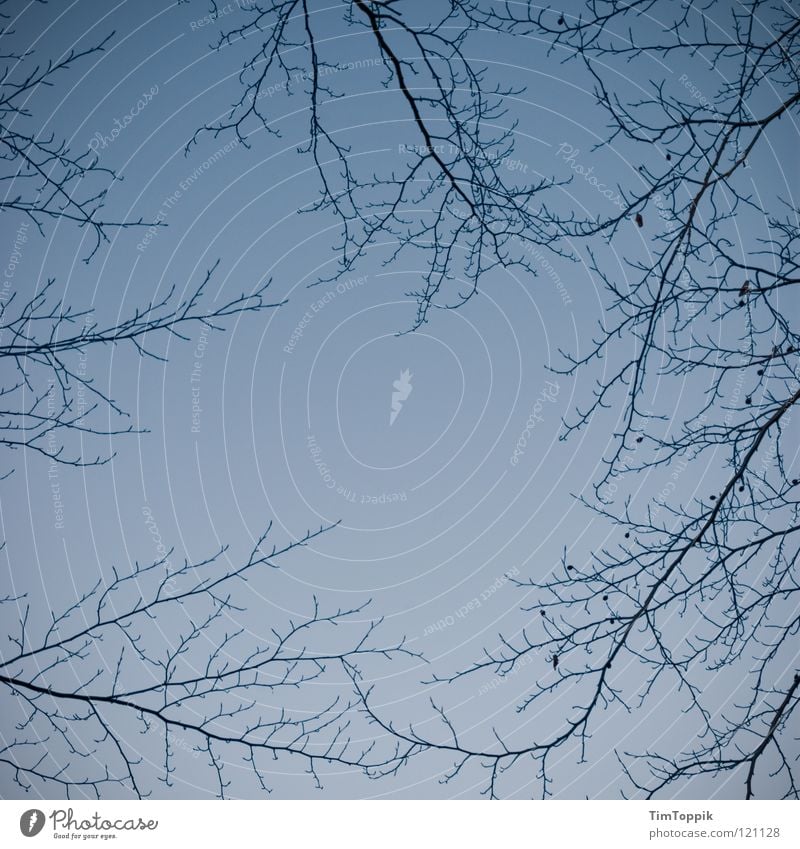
[0,2,150,260]
[196,0,573,327]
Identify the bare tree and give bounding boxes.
[1,6,417,801]
[0,3,150,260]
[0,523,421,798]
[0,266,283,473]
[5,0,798,800]
[0,6,283,472]
[338,0,800,800]
[519,0,800,799]
[200,0,800,798]
[194,0,574,327]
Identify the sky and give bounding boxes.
[1,0,798,799]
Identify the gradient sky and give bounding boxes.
[1,0,798,799]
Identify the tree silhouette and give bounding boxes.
[0,266,283,474]
[545,0,800,800]
[0,12,147,261]
[0,523,419,798]
[356,0,799,800]
[3,0,798,801]
[195,0,573,328]
[0,5,412,800]
[202,0,800,798]
[0,9,283,473]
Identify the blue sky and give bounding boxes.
[1,0,798,799]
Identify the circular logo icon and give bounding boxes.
[19,810,45,837]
